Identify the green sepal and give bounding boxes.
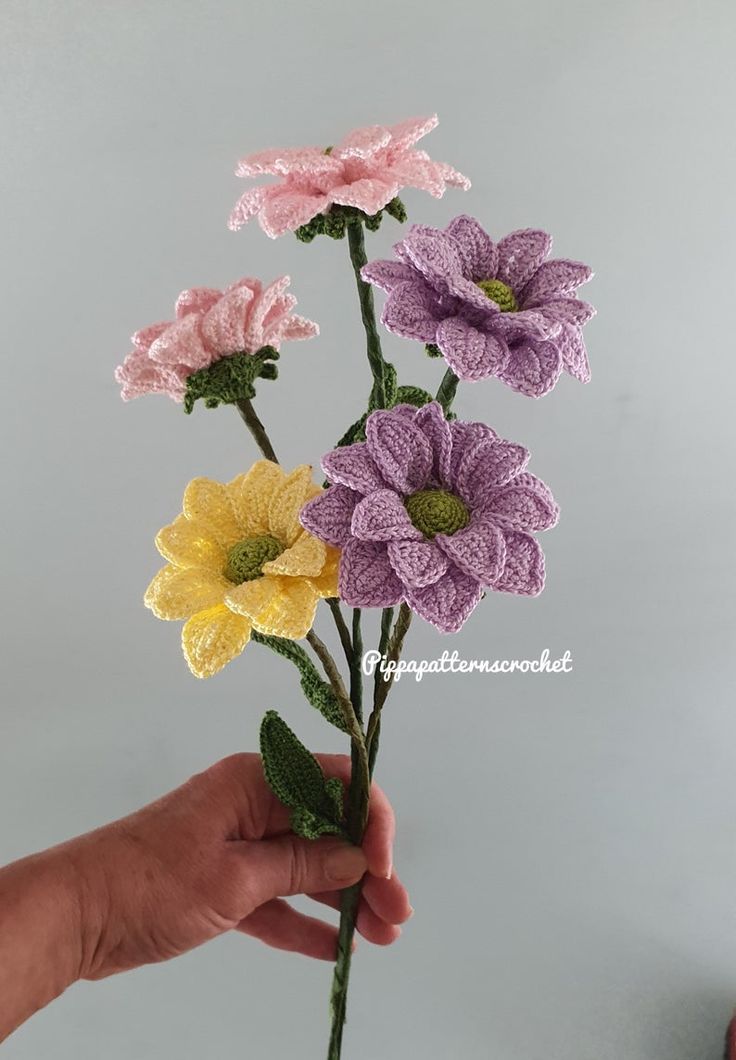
[384,197,407,222]
[252,632,349,732]
[425,342,443,358]
[259,711,347,839]
[294,198,407,243]
[183,346,280,414]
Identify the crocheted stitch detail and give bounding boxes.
[183,346,279,413]
[294,198,407,243]
[476,278,518,312]
[224,535,283,584]
[405,489,470,538]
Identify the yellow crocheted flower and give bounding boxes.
[145,461,339,678]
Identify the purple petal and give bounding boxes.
[556,323,591,383]
[485,478,559,531]
[443,215,498,279]
[365,410,432,494]
[496,229,552,291]
[436,317,509,381]
[414,401,452,486]
[400,227,464,291]
[339,539,405,607]
[497,340,562,398]
[351,489,421,542]
[381,280,441,342]
[436,516,506,585]
[322,442,385,494]
[456,438,529,506]
[494,531,545,596]
[300,485,358,547]
[448,420,498,485]
[405,568,483,633]
[387,538,449,588]
[495,308,561,341]
[537,298,596,326]
[520,259,593,307]
[360,259,416,293]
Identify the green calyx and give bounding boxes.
[405,489,470,539]
[224,535,283,584]
[295,197,407,243]
[476,278,518,312]
[183,346,279,414]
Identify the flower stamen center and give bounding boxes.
[405,489,470,539]
[224,534,283,584]
[476,278,518,312]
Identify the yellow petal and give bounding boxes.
[144,565,228,620]
[182,604,252,678]
[307,548,341,598]
[183,478,242,547]
[226,574,318,640]
[228,461,284,536]
[262,531,326,577]
[155,514,226,572]
[268,465,315,547]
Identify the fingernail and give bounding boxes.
[408,905,415,919]
[325,845,367,883]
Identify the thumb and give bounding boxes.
[233,835,367,907]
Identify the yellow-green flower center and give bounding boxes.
[476,278,518,312]
[405,489,470,539]
[224,534,283,584]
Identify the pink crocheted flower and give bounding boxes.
[115,277,318,402]
[228,116,470,239]
[300,402,558,633]
[362,215,595,395]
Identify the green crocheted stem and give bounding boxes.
[235,396,279,463]
[346,220,391,410]
[435,367,460,413]
[252,632,350,732]
[328,881,362,1060]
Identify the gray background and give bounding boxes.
[1,1,735,1057]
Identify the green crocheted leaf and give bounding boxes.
[385,196,407,223]
[260,710,329,812]
[395,385,435,408]
[290,807,345,840]
[183,347,280,413]
[425,342,443,359]
[324,777,344,821]
[252,633,349,732]
[335,413,368,448]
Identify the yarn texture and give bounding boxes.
[300,401,558,634]
[228,115,470,239]
[115,277,317,403]
[145,461,339,677]
[362,215,595,394]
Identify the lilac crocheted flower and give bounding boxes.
[300,402,558,633]
[361,215,595,396]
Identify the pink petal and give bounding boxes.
[132,321,169,352]
[333,124,392,159]
[496,230,552,291]
[436,317,509,381]
[444,215,498,279]
[432,160,471,190]
[405,568,483,633]
[456,438,529,506]
[521,259,593,306]
[436,516,506,586]
[339,539,405,607]
[385,115,438,153]
[148,314,210,370]
[300,485,358,547]
[243,276,291,351]
[329,177,399,215]
[383,155,447,197]
[200,286,255,355]
[279,314,319,342]
[322,443,385,494]
[351,489,421,542]
[228,187,269,231]
[258,188,331,238]
[494,531,545,596]
[235,146,338,178]
[497,340,563,398]
[387,538,449,588]
[365,410,433,494]
[175,287,222,319]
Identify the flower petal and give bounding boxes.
[155,514,226,572]
[386,115,438,152]
[448,420,498,484]
[496,229,552,291]
[300,485,359,547]
[225,575,318,639]
[414,401,452,486]
[333,124,392,159]
[444,215,498,279]
[144,565,228,620]
[520,259,593,306]
[351,489,421,542]
[259,188,331,239]
[456,438,529,506]
[329,178,399,215]
[268,464,315,546]
[381,281,441,343]
[360,258,416,293]
[322,443,385,494]
[338,539,405,607]
[494,531,545,596]
[183,478,242,546]
[199,285,256,355]
[557,322,591,383]
[436,317,510,381]
[228,462,284,537]
[308,550,340,598]
[148,314,210,370]
[176,287,222,319]
[262,531,326,577]
[436,517,506,586]
[366,409,433,494]
[486,477,559,531]
[182,605,252,678]
[234,146,337,178]
[497,339,562,398]
[400,227,463,290]
[405,568,483,633]
[537,298,596,326]
[228,186,269,231]
[387,538,449,588]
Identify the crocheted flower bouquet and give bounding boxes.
[116,115,594,1058]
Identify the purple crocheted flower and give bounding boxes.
[361,215,595,397]
[300,402,558,633]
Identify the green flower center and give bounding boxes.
[476,278,518,312]
[405,489,470,539]
[224,535,283,584]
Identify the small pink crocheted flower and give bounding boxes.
[115,277,318,402]
[228,116,470,239]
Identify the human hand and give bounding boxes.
[69,753,411,979]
